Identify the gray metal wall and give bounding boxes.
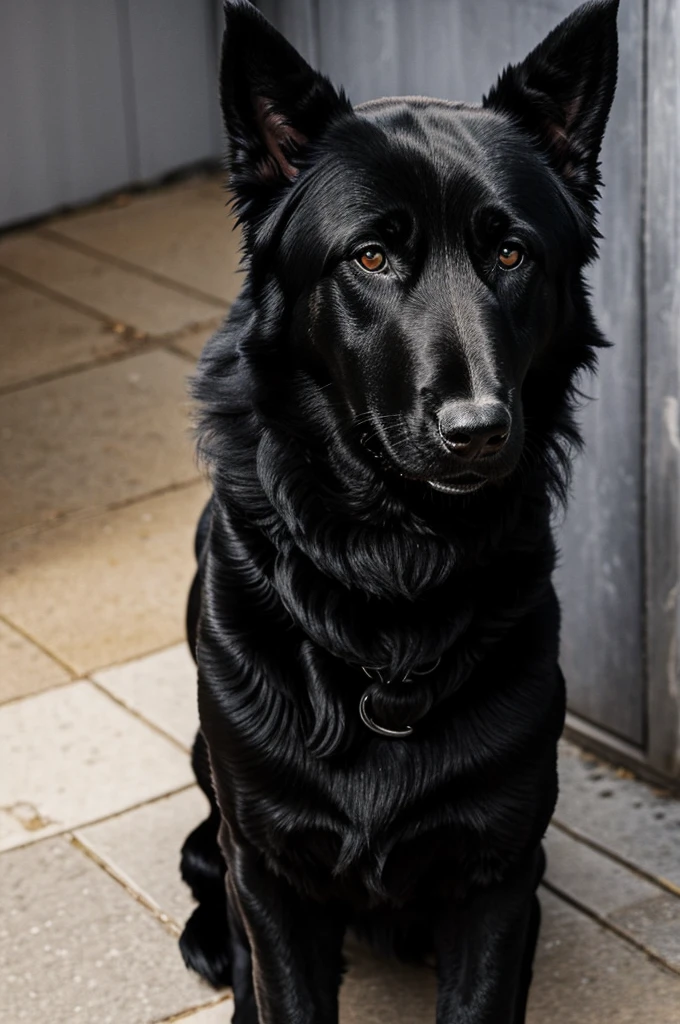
[0,0,222,228]
[258,0,680,779]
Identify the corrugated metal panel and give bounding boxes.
[0,0,131,226]
[0,0,222,229]
[123,0,221,179]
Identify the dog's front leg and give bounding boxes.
[434,847,544,1024]
[227,843,346,1024]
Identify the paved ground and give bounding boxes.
[1,173,679,1023]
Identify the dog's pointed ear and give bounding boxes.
[220,0,351,213]
[483,0,619,201]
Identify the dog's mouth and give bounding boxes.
[359,433,491,496]
[427,473,486,495]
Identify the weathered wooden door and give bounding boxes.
[258,0,680,780]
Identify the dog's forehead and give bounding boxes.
[315,97,520,216]
[356,95,469,114]
[355,95,469,114]
[302,96,567,235]
[354,95,498,148]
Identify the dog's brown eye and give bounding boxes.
[498,245,524,270]
[358,248,386,272]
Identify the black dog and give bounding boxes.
[179,1,618,1020]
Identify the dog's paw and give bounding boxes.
[179,903,232,989]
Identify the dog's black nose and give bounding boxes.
[438,401,511,459]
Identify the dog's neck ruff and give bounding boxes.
[198,339,559,754]
[202,417,556,753]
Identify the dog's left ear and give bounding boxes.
[220,0,352,214]
[483,0,619,201]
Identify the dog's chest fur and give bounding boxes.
[197,438,564,909]
[202,611,563,909]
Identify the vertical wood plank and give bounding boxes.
[644,0,680,776]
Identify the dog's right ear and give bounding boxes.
[483,0,619,205]
[220,0,351,216]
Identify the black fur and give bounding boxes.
[179,2,619,1020]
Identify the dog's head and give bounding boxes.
[218,0,618,499]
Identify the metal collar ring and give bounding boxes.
[359,690,414,738]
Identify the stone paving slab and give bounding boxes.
[0,232,222,336]
[0,837,217,1024]
[544,824,680,971]
[0,681,193,851]
[76,787,209,931]
[47,175,243,306]
[0,349,199,533]
[0,273,129,391]
[93,643,199,750]
[556,740,680,890]
[154,999,234,1023]
[610,892,680,971]
[0,480,209,674]
[526,890,680,1023]
[543,824,660,916]
[0,618,71,704]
